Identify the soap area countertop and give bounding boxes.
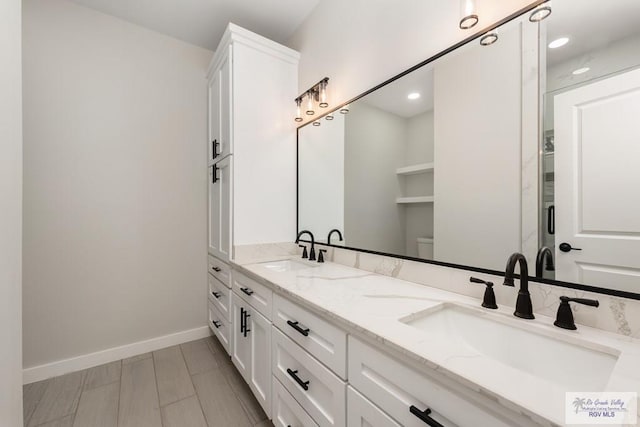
[232,256,640,426]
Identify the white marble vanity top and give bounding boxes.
[231,256,640,426]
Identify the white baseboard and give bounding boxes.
[23,325,212,384]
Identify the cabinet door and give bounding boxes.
[218,48,232,159]
[208,70,221,164]
[248,307,272,418]
[231,294,250,382]
[208,156,232,260]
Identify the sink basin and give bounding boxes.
[257,259,318,273]
[400,304,619,390]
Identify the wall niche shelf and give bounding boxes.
[396,196,435,204]
[396,162,434,176]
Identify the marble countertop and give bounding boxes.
[231,256,640,427]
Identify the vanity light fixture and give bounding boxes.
[529,2,552,22]
[407,92,421,100]
[548,37,569,49]
[480,32,498,46]
[459,0,479,29]
[294,77,330,122]
[572,67,590,75]
[339,104,350,114]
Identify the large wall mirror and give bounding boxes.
[297,0,640,298]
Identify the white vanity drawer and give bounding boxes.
[272,376,318,427]
[208,274,231,321]
[208,255,230,287]
[208,301,231,356]
[273,294,347,379]
[348,337,517,427]
[347,386,401,427]
[233,270,272,320]
[272,328,346,427]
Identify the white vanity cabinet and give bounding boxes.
[206,23,298,261]
[231,289,273,418]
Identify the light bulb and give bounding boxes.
[548,37,569,49]
[295,98,303,122]
[306,92,315,115]
[480,31,498,46]
[529,3,552,22]
[325,113,334,121]
[459,0,478,29]
[312,120,321,126]
[319,80,328,108]
[339,104,350,114]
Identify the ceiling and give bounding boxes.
[70,0,320,51]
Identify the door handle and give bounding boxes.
[559,242,582,253]
[212,164,218,184]
[240,307,245,333]
[410,405,445,427]
[243,310,251,337]
[212,139,219,159]
[547,205,555,235]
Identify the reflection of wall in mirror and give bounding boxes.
[344,102,405,255]
[298,113,345,242]
[433,21,530,272]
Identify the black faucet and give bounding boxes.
[327,229,343,245]
[503,253,534,319]
[554,296,599,330]
[295,230,316,261]
[535,246,555,277]
[469,277,498,309]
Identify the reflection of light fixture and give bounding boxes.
[459,0,478,29]
[548,37,569,49]
[407,92,421,100]
[295,98,303,122]
[325,113,334,120]
[294,77,330,122]
[339,104,350,114]
[480,32,498,46]
[572,67,590,75]
[312,120,321,126]
[529,2,552,22]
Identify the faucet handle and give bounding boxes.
[318,249,327,263]
[298,244,308,259]
[554,296,599,330]
[469,277,498,309]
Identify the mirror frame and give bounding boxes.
[296,0,640,301]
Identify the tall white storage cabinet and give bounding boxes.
[207,23,300,262]
[206,23,299,421]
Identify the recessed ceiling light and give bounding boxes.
[548,37,569,49]
[407,92,421,100]
[572,67,590,75]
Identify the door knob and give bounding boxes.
[559,242,582,253]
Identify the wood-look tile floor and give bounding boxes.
[23,337,272,427]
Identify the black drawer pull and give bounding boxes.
[243,309,251,337]
[287,320,310,337]
[211,291,221,299]
[211,266,221,272]
[240,287,254,296]
[286,369,309,391]
[211,320,221,329]
[410,405,445,427]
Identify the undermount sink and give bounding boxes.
[400,303,619,390]
[257,259,318,273]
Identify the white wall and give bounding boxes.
[0,0,23,422]
[22,0,213,372]
[344,102,405,254]
[433,21,522,272]
[287,0,534,117]
[298,114,345,242]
